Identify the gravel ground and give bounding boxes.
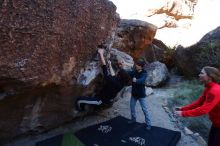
[4,77,204,146]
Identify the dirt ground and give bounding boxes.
[4,75,204,146]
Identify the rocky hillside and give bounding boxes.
[111,0,220,48]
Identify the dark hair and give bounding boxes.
[135,59,146,68]
[203,66,220,83]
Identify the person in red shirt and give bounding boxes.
[174,66,220,146]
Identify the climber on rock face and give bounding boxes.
[75,48,131,111]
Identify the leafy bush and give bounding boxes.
[168,80,211,141]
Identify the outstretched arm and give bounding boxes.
[174,94,205,117]
[98,49,106,66]
[174,92,220,117]
[180,95,205,111]
[98,49,117,76]
[182,92,220,117]
[108,61,115,76]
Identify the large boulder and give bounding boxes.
[144,39,175,69]
[0,0,118,144]
[113,19,157,60]
[175,27,220,77]
[0,0,119,86]
[145,61,169,87]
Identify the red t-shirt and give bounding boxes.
[181,82,220,127]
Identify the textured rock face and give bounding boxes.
[113,19,157,60]
[146,0,196,21]
[112,19,174,69]
[0,84,94,145]
[112,0,220,48]
[146,0,197,47]
[0,0,118,144]
[0,0,118,86]
[145,61,169,87]
[144,39,175,69]
[175,27,220,77]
